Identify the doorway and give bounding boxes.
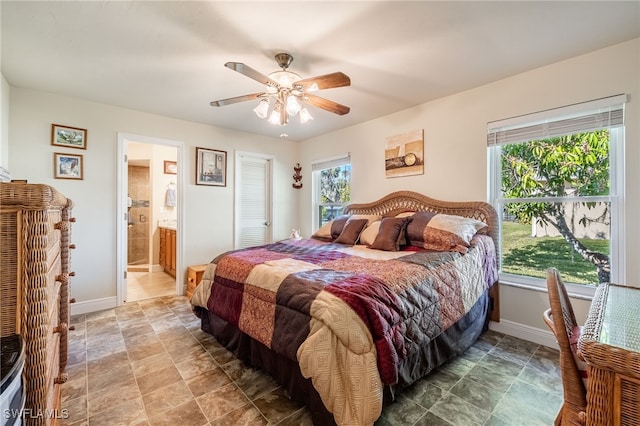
[235,152,274,248]
[117,133,184,306]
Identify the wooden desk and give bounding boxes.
[579,283,640,426]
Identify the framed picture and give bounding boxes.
[54,152,83,180]
[385,129,424,178]
[196,147,226,186]
[51,124,87,150]
[164,160,177,175]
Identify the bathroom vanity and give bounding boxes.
[158,222,176,278]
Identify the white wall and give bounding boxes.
[299,38,640,336]
[8,89,299,307]
[6,39,639,343]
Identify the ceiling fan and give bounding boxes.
[210,53,351,126]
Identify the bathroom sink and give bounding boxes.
[158,219,177,230]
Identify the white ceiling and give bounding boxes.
[2,1,639,142]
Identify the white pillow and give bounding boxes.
[312,220,333,239]
[349,214,381,226]
[395,211,415,218]
[359,220,381,245]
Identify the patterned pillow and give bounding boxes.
[369,217,410,251]
[405,212,486,254]
[334,219,368,245]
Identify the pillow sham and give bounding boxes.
[334,218,369,245]
[359,220,381,246]
[369,217,410,251]
[350,215,381,245]
[395,211,415,218]
[394,211,415,245]
[312,220,333,240]
[312,214,381,241]
[330,215,351,240]
[349,214,381,226]
[405,212,486,254]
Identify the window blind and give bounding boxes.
[487,94,627,146]
[311,153,351,171]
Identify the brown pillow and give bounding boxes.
[370,217,410,251]
[330,215,350,240]
[334,219,368,245]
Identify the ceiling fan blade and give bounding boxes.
[305,94,350,115]
[225,62,280,88]
[296,72,351,91]
[210,93,264,107]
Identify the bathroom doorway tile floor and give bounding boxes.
[127,270,176,302]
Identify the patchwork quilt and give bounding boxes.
[195,235,497,425]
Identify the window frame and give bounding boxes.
[487,97,626,297]
[311,154,351,230]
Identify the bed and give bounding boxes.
[191,191,499,425]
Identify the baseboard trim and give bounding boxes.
[70,298,558,350]
[70,297,117,316]
[489,319,558,350]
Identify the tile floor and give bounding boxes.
[61,296,563,425]
[127,270,176,302]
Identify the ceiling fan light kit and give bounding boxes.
[299,107,313,124]
[210,53,350,127]
[253,99,270,119]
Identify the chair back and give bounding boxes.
[543,267,587,422]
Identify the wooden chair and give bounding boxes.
[543,267,587,425]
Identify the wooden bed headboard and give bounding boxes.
[344,190,499,252]
[344,190,500,321]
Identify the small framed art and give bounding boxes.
[54,152,83,180]
[164,160,177,175]
[51,124,87,150]
[196,147,226,186]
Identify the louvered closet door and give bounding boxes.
[236,154,272,249]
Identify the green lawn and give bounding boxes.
[501,221,609,285]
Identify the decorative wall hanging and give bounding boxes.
[292,163,303,189]
[51,124,87,150]
[385,129,424,178]
[196,147,226,186]
[54,152,83,180]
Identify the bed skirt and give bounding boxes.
[195,289,490,425]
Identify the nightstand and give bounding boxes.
[186,264,208,298]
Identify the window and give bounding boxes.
[488,95,626,292]
[312,154,351,228]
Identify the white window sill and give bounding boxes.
[498,274,596,301]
